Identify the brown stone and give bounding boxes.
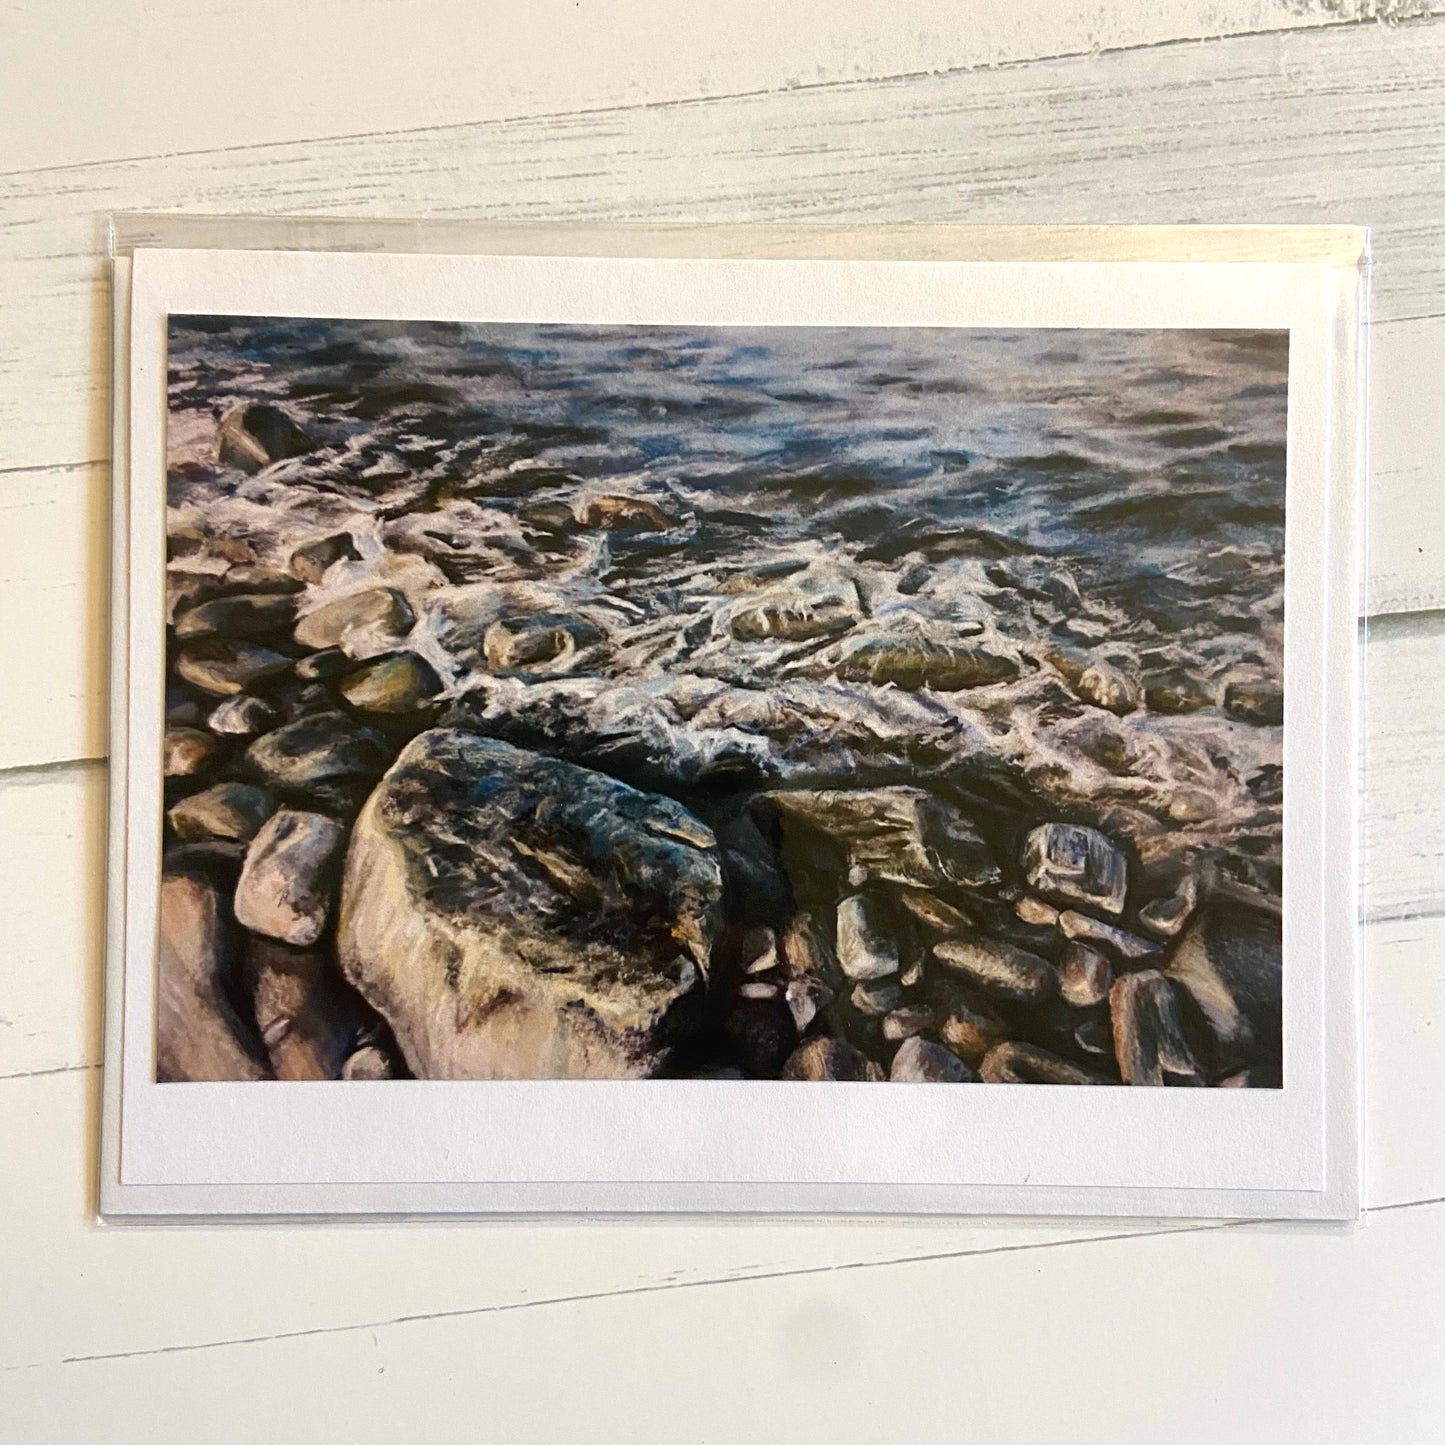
[1059,942,1113,1008]
[978,1041,1105,1085]
[168,782,276,844]
[338,652,443,713]
[290,532,362,584]
[163,726,220,778]
[780,1036,884,1081]
[294,587,415,651]
[246,936,377,1080]
[1110,970,1204,1086]
[932,936,1058,1006]
[234,809,347,947]
[156,872,271,1082]
[890,1036,975,1082]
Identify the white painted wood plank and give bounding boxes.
[0,466,108,770]
[0,1101,1438,1445]
[0,1064,1150,1367]
[1363,617,1445,921]
[2,20,1445,475]
[0,763,104,1082]
[5,2,1433,174]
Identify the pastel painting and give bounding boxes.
[158,318,1286,1086]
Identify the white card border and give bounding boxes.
[100,237,1364,1221]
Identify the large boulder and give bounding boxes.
[337,730,724,1079]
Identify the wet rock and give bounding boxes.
[156,872,271,1082]
[936,991,1008,1066]
[226,565,305,595]
[1065,715,1138,775]
[337,730,723,1079]
[246,936,376,1080]
[234,808,346,947]
[778,912,844,988]
[1165,901,1282,1073]
[1058,910,1162,964]
[174,592,297,641]
[1223,675,1284,726]
[576,494,676,532]
[890,1036,975,1082]
[245,711,389,799]
[979,1041,1105,1085]
[294,587,416,651]
[1110,970,1204,1085]
[835,634,1020,691]
[217,401,314,473]
[208,694,279,736]
[1168,789,1218,824]
[933,937,1058,1007]
[1059,942,1113,1008]
[722,996,797,1077]
[738,980,782,1000]
[1077,659,1142,715]
[781,1036,884,1081]
[738,927,780,975]
[899,957,925,989]
[166,697,208,729]
[168,782,275,843]
[1138,877,1198,938]
[289,532,361,584]
[984,558,1081,612]
[785,977,833,1033]
[1015,895,1059,927]
[768,787,999,892]
[163,726,220,778]
[175,639,293,696]
[294,647,353,682]
[483,613,605,672]
[1023,822,1127,916]
[338,652,443,713]
[342,1043,397,1080]
[835,894,901,981]
[1144,668,1213,714]
[897,892,972,938]
[850,979,904,1016]
[881,1006,935,1043]
[162,839,248,885]
[727,572,861,643]
[1074,1016,1115,1060]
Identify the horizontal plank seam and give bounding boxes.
[2,13,1442,185]
[33,1223,1233,1370]
[0,1063,98,1083]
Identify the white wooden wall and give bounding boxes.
[3,5,1445,1440]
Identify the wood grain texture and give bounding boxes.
[6,1,1439,174]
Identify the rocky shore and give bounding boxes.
[157,322,1286,1087]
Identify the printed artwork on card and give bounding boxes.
[159,317,1284,1089]
[102,237,1363,1220]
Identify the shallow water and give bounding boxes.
[166,318,1287,900]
